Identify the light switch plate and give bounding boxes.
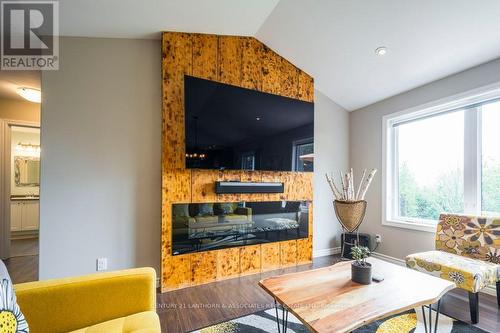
[96,257,107,271]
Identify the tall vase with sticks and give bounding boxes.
[326,168,377,259]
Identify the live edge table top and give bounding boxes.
[259,257,455,333]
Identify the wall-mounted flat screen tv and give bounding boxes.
[184,75,314,172]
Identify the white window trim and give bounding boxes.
[292,137,313,172]
[382,81,500,233]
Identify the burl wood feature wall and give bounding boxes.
[162,31,314,292]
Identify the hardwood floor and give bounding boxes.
[4,255,39,283]
[3,248,498,332]
[441,289,500,333]
[157,254,500,333]
[4,238,39,284]
[10,237,39,257]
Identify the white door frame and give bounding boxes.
[0,119,40,259]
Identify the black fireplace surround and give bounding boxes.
[171,201,309,255]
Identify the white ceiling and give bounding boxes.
[256,0,500,110]
[3,0,500,110]
[58,0,280,39]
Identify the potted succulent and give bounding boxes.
[350,245,372,284]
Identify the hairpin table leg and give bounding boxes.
[274,299,289,333]
[421,299,441,333]
[274,299,281,333]
[421,306,428,333]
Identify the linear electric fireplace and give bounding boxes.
[171,201,309,255]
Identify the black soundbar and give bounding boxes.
[215,181,284,194]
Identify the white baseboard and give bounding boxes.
[313,246,341,258]
[371,252,497,297]
[371,251,406,266]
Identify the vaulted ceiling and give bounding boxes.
[4,0,500,110]
[256,0,500,110]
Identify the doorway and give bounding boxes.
[1,123,40,283]
[0,70,41,283]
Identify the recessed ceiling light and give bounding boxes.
[256,116,262,121]
[17,87,41,103]
[375,47,388,56]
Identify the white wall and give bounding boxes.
[350,57,500,260]
[40,37,161,278]
[313,90,349,253]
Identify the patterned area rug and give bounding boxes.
[191,308,488,333]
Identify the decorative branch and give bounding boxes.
[359,169,377,200]
[340,171,347,200]
[325,173,342,199]
[325,168,377,202]
[356,169,367,200]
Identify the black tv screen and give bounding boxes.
[184,76,314,172]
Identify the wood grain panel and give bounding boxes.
[240,245,261,275]
[192,34,218,80]
[285,172,312,200]
[280,59,300,99]
[281,172,295,200]
[162,32,192,170]
[161,199,175,262]
[280,240,297,267]
[162,31,314,291]
[161,173,180,257]
[298,70,314,102]
[163,170,191,202]
[191,252,217,284]
[191,169,217,202]
[161,205,172,268]
[162,254,191,291]
[216,248,240,280]
[302,172,314,200]
[241,37,263,91]
[218,36,242,85]
[240,171,263,202]
[308,201,313,237]
[261,242,281,271]
[261,45,282,95]
[297,237,313,264]
[260,171,285,202]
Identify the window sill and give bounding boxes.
[382,219,437,233]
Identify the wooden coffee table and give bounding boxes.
[259,257,455,333]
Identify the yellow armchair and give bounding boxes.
[14,267,160,333]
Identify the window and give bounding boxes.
[396,111,465,221]
[383,86,500,232]
[293,139,314,172]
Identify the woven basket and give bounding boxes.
[333,200,367,233]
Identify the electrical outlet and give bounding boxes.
[375,234,382,243]
[96,257,107,271]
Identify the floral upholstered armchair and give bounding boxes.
[405,213,500,324]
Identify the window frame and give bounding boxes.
[382,82,500,233]
[292,137,314,172]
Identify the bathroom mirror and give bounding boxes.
[14,157,40,187]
